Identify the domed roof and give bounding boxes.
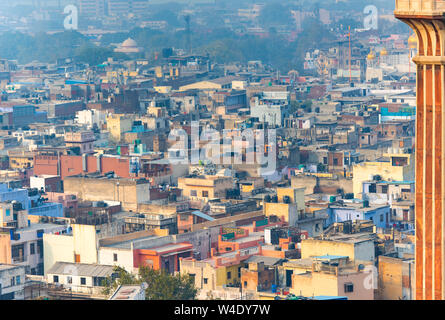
[367,50,376,60]
[380,48,388,56]
[408,34,417,48]
[122,38,138,48]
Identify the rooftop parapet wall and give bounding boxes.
[395,0,445,15]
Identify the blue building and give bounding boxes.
[0,183,63,217]
[325,202,390,229]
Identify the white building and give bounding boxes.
[0,264,25,300]
[75,109,108,129]
[46,261,115,295]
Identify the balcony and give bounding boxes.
[395,0,445,15]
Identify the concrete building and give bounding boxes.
[63,175,151,211]
[0,264,25,300]
[98,228,212,274]
[106,114,134,142]
[378,253,414,300]
[300,235,375,263]
[178,175,234,201]
[64,131,96,154]
[43,222,127,275]
[326,203,391,229]
[352,153,414,198]
[75,109,108,129]
[46,261,114,296]
[289,256,374,300]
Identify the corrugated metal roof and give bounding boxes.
[46,262,115,278]
[191,210,215,221]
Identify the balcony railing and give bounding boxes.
[395,0,445,13]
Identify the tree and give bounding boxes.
[139,266,197,300]
[102,266,198,300]
[101,266,137,296]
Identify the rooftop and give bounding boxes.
[46,262,114,278]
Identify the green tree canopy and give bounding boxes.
[102,266,198,300]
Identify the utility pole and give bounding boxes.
[348,26,352,84]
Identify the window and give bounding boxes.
[10,277,15,286]
[53,275,59,283]
[203,278,208,284]
[202,191,209,197]
[190,190,197,197]
[16,276,20,285]
[344,283,354,293]
[5,209,10,217]
[227,272,231,280]
[30,243,35,255]
[67,276,72,284]
[80,277,86,285]
[113,253,118,262]
[380,215,384,222]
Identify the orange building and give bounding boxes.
[133,242,193,273]
[395,0,445,300]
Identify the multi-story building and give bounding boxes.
[178,175,234,202]
[289,255,374,300]
[352,153,414,198]
[106,114,134,142]
[0,264,25,300]
[64,131,96,154]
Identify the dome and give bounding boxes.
[367,50,376,60]
[380,48,388,56]
[408,34,417,48]
[122,38,138,48]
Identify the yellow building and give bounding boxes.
[8,150,34,169]
[106,114,134,142]
[289,256,374,300]
[352,153,414,198]
[146,106,166,118]
[264,187,306,225]
[300,236,375,263]
[153,86,172,94]
[277,187,305,208]
[180,259,244,292]
[177,175,234,201]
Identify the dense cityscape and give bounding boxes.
[0,0,431,304]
